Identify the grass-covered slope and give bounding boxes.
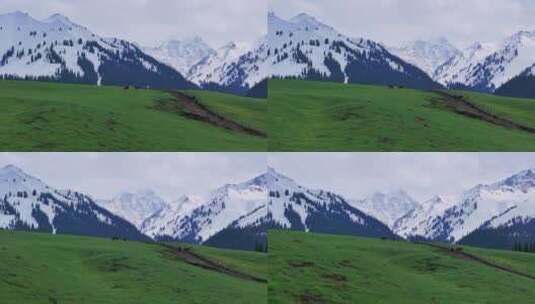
[464,246,535,276]
[185,89,267,132]
[0,80,266,151]
[0,231,267,304]
[268,231,535,304]
[458,91,535,129]
[268,79,535,151]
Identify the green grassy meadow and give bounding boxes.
[268,79,535,151]
[0,231,267,304]
[185,90,267,132]
[458,91,535,129]
[0,80,266,151]
[268,231,535,304]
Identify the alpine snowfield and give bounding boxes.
[391,31,535,96]
[3,163,534,250]
[0,10,267,95]
[0,11,194,89]
[0,165,147,240]
[267,12,439,90]
[350,167,535,249]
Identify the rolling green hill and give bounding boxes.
[0,231,267,304]
[268,231,535,304]
[184,90,267,132]
[0,80,266,151]
[268,79,535,151]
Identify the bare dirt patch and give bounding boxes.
[155,92,266,138]
[288,260,315,268]
[323,273,348,283]
[160,244,266,283]
[421,242,535,281]
[432,91,535,134]
[298,291,325,304]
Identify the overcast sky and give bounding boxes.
[0,153,266,201]
[269,153,535,202]
[270,0,535,48]
[0,0,267,48]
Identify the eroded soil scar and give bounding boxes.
[159,244,267,283]
[162,91,267,138]
[432,91,535,134]
[420,242,535,281]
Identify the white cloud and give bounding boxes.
[270,0,535,48]
[0,0,267,47]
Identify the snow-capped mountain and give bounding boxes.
[399,168,535,246]
[393,195,456,239]
[186,39,269,96]
[97,190,167,229]
[143,37,215,76]
[0,165,147,240]
[266,12,440,90]
[140,176,267,244]
[141,167,396,250]
[0,11,195,89]
[434,30,535,95]
[494,62,535,98]
[351,190,420,228]
[261,167,395,238]
[388,38,461,78]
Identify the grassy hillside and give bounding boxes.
[164,242,268,282]
[464,246,535,276]
[268,231,535,304]
[458,91,535,129]
[268,79,535,151]
[0,80,266,151]
[0,231,267,304]
[185,90,267,132]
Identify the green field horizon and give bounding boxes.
[268,79,535,151]
[268,230,535,304]
[0,80,267,151]
[0,230,267,304]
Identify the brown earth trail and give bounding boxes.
[432,91,535,134]
[160,244,267,284]
[168,91,267,138]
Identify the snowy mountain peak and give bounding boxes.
[506,30,535,45]
[0,164,25,176]
[43,13,75,25]
[434,29,535,91]
[2,10,30,18]
[289,13,330,29]
[496,168,535,190]
[143,36,215,76]
[246,167,297,189]
[0,165,37,182]
[388,37,461,77]
[98,189,168,229]
[354,189,420,228]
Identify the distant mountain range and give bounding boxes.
[2,10,533,99]
[1,164,534,251]
[0,165,148,241]
[356,168,535,250]
[267,12,440,90]
[388,31,535,98]
[0,11,266,97]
